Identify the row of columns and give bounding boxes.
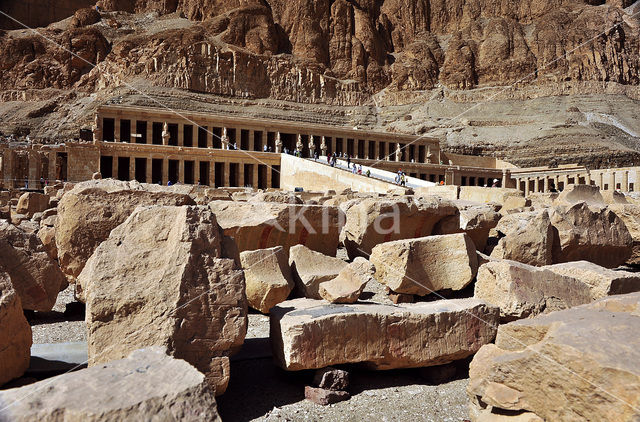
[514,170,639,196]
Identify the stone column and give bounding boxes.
[249,130,255,151]
[543,177,549,193]
[146,121,152,145]
[354,139,359,158]
[635,170,640,192]
[113,156,119,179]
[28,150,41,187]
[502,169,509,188]
[178,160,184,183]
[267,165,273,188]
[223,162,230,186]
[252,165,259,187]
[308,135,316,157]
[115,119,121,142]
[194,161,200,185]
[534,177,539,193]
[129,157,135,181]
[145,158,152,183]
[209,161,216,187]
[524,177,530,196]
[92,114,102,144]
[162,158,168,185]
[320,136,327,156]
[239,163,245,187]
[608,172,615,190]
[177,124,184,147]
[562,174,569,189]
[48,152,57,182]
[445,169,455,185]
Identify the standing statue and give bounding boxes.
[275,132,282,153]
[296,134,304,156]
[426,145,433,163]
[395,143,402,162]
[221,127,230,149]
[92,114,102,143]
[162,122,170,145]
[320,136,327,156]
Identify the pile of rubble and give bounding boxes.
[0,180,639,421]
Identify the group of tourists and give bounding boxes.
[395,170,407,186]
[326,153,371,178]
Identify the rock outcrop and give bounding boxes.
[370,233,478,296]
[0,347,221,421]
[0,273,31,386]
[271,298,499,370]
[55,179,195,281]
[209,201,342,258]
[239,245,294,314]
[81,205,247,395]
[289,244,348,299]
[0,221,66,311]
[342,197,457,260]
[468,293,640,422]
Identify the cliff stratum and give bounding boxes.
[1,0,639,167]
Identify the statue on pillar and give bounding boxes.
[308,135,315,157]
[221,127,230,149]
[296,134,304,156]
[395,143,401,162]
[320,136,327,156]
[162,122,170,146]
[92,114,102,143]
[426,146,433,163]
[275,132,282,153]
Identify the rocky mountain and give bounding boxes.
[0,0,639,167]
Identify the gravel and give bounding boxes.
[28,285,86,344]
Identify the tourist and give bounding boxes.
[400,172,406,187]
[395,171,401,185]
[263,145,267,152]
[167,180,173,186]
[347,154,351,168]
[366,169,371,177]
[314,151,319,161]
[491,178,499,187]
[352,165,357,174]
[358,164,362,175]
[24,176,28,189]
[268,146,272,152]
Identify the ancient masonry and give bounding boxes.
[1,105,638,194]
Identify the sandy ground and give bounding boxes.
[27,248,472,421]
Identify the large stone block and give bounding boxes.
[0,274,31,386]
[239,246,294,314]
[209,201,342,257]
[0,347,221,421]
[81,205,247,395]
[459,187,527,210]
[289,244,347,299]
[475,259,592,321]
[0,221,66,311]
[434,203,501,251]
[609,203,640,265]
[549,202,632,267]
[16,192,50,217]
[369,233,478,296]
[55,179,195,280]
[468,293,640,422]
[271,298,499,370]
[318,257,375,303]
[553,184,605,207]
[490,209,554,266]
[341,197,457,260]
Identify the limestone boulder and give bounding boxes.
[249,191,303,204]
[468,293,640,422]
[490,210,554,266]
[55,179,195,280]
[434,203,501,251]
[271,298,499,371]
[37,226,58,261]
[0,347,221,421]
[553,184,605,208]
[209,201,342,257]
[549,202,633,267]
[318,257,375,303]
[0,221,66,311]
[0,273,31,386]
[369,233,478,296]
[543,260,640,300]
[289,244,347,299]
[239,246,294,314]
[341,197,458,260]
[81,205,247,395]
[15,192,50,217]
[458,187,528,211]
[609,203,640,265]
[475,259,592,321]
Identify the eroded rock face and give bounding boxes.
[55,179,195,281]
[0,274,31,386]
[209,201,342,258]
[318,257,375,304]
[239,245,294,314]
[0,221,66,311]
[490,210,555,266]
[0,347,221,421]
[289,244,348,299]
[342,197,458,260]
[370,233,478,296]
[468,293,640,422]
[82,205,247,395]
[475,259,592,321]
[271,297,499,370]
[549,202,633,267]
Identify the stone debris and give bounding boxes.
[0,273,31,386]
[289,244,347,299]
[209,201,342,257]
[474,259,592,321]
[370,233,478,296]
[549,202,633,268]
[313,367,350,391]
[468,292,640,422]
[0,221,66,311]
[240,245,294,314]
[81,205,247,395]
[305,386,350,405]
[271,298,498,371]
[0,347,221,421]
[341,197,457,260]
[489,209,554,266]
[55,179,195,281]
[318,257,375,303]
